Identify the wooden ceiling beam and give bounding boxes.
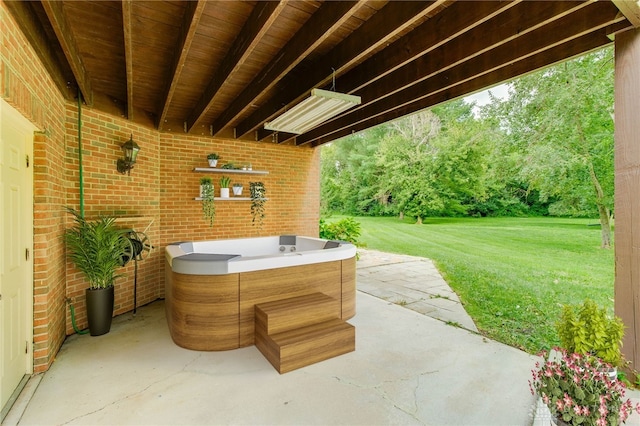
[299,3,624,146]
[122,0,134,120]
[310,32,614,148]
[352,0,590,107]
[612,0,640,28]
[185,1,286,133]
[157,0,206,130]
[296,1,607,146]
[206,1,365,136]
[2,1,74,99]
[40,0,93,105]
[326,0,521,99]
[234,0,449,139]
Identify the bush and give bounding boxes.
[319,217,361,245]
[557,299,624,367]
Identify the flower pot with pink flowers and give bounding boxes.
[531,348,639,425]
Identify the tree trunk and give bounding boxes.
[597,203,611,249]
[399,211,404,220]
[586,157,612,249]
[573,112,612,249]
[416,216,423,225]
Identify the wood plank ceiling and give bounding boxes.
[5,0,634,147]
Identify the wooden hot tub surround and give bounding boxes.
[165,257,356,351]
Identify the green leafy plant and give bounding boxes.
[64,208,131,289]
[206,153,219,160]
[200,177,215,227]
[233,182,243,188]
[250,182,266,228]
[557,300,625,367]
[530,348,640,425]
[219,176,231,188]
[319,217,361,245]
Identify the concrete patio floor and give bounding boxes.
[5,250,638,425]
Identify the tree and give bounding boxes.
[482,48,614,247]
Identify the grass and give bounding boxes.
[341,216,614,354]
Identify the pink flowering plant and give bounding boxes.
[530,347,640,426]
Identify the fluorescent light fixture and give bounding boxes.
[264,88,361,134]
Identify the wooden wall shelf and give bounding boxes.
[194,197,268,201]
[193,167,268,175]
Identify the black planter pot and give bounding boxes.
[86,286,115,336]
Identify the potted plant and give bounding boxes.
[64,208,132,336]
[557,300,625,370]
[219,176,231,198]
[530,347,640,425]
[250,181,266,229]
[232,182,243,196]
[200,177,215,226]
[207,153,219,167]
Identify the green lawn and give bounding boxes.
[344,216,614,354]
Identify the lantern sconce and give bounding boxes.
[116,134,140,175]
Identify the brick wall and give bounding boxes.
[1,0,321,373]
[159,133,319,246]
[2,3,68,373]
[63,106,163,332]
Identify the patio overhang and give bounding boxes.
[4,0,634,146]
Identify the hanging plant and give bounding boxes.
[200,177,215,227]
[250,182,266,229]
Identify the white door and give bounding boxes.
[0,99,34,412]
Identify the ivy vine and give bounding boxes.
[250,182,266,229]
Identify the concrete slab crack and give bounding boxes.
[332,370,437,424]
[60,354,204,425]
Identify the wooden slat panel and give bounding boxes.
[239,261,342,347]
[207,1,364,136]
[40,0,93,104]
[157,0,206,130]
[186,1,286,133]
[235,0,448,138]
[614,28,640,370]
[255,292,340,335]
[341,257,356,319]
[299,2,621,146]
[122,0,133,120]
[308,29,615,147]
[166,271,240,351]
[273,320,355,373]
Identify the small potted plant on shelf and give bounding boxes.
[219,176,231,198]
[200,177,215,226]
[207,153,219,167]
[250,181,266,229]
[530,347,640,425]
[232,182,243,196]
[64,208,132,336]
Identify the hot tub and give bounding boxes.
[165,236,356,351]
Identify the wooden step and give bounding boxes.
[254,292,340,335]
[256,318,355,374]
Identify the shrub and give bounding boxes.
[557,300,624,367]
[319,217,361,245]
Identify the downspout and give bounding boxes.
[70,90,89,334]
[78,90,84,218]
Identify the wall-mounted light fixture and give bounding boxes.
[264,88,361,135]
[116,134,140,175]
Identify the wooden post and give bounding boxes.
[615,28,640,371]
